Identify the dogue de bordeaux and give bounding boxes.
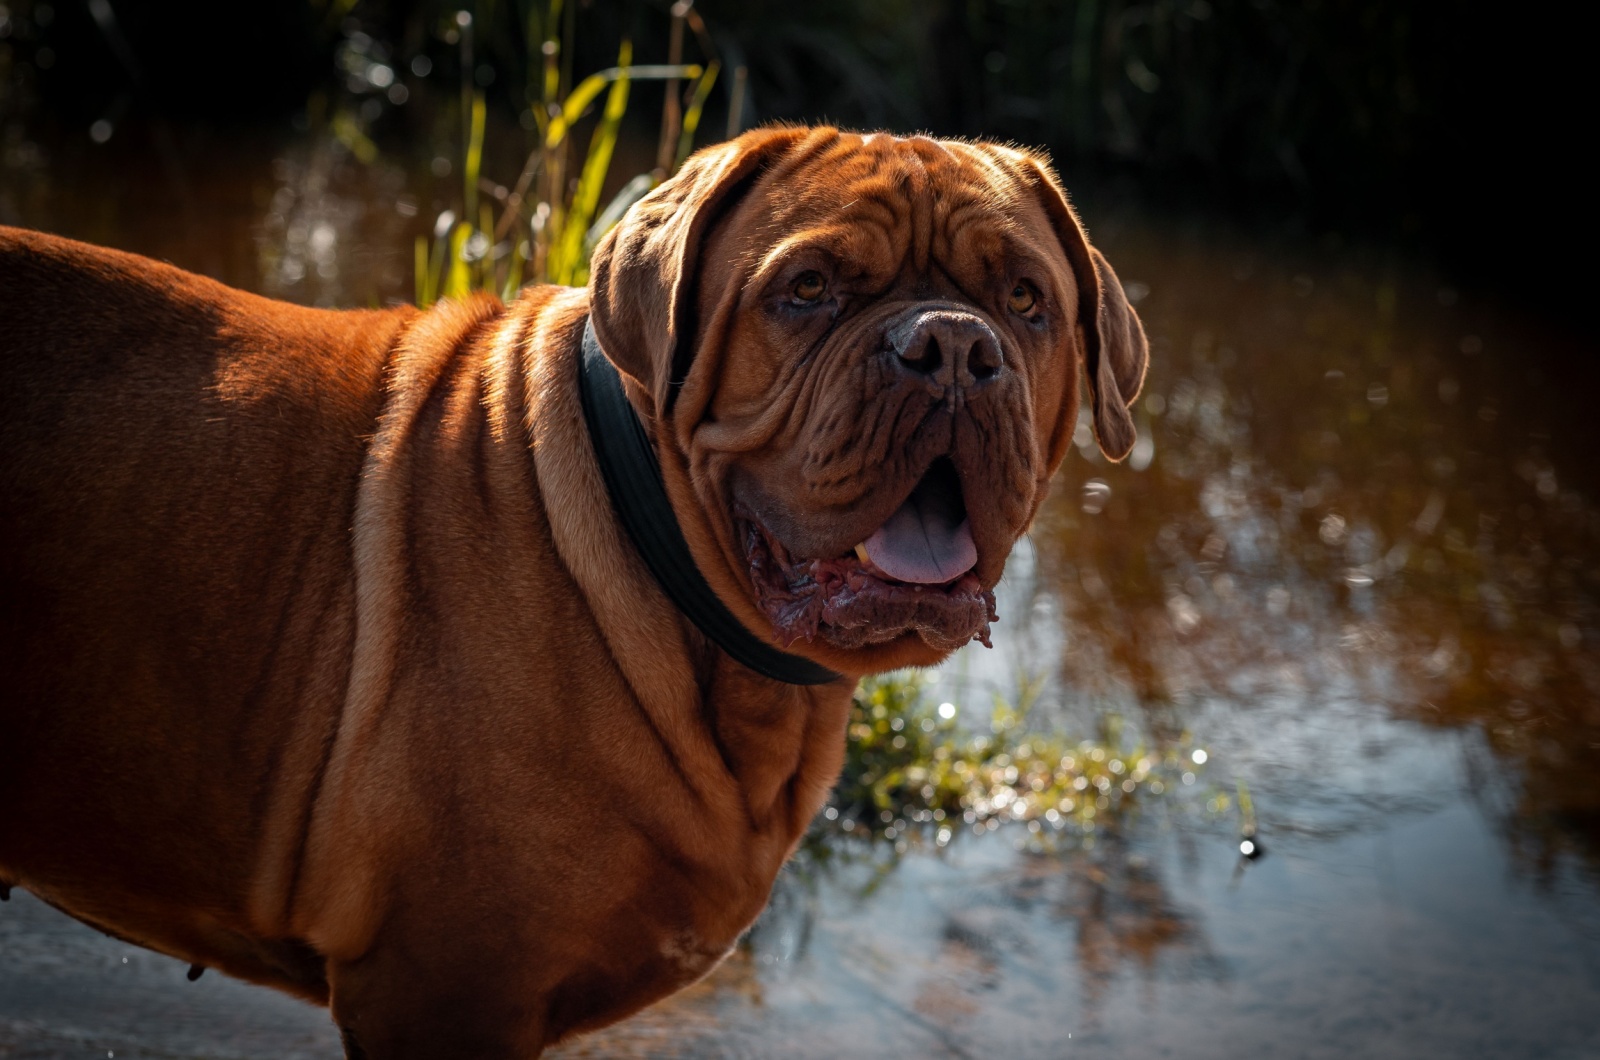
[0,126,1146,1056]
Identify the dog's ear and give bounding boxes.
[1076,241,1149,461]
[987,148,1149,461]
[588,127,809,418]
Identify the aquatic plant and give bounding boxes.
[821,672,1206,853]
[412,2,725,305]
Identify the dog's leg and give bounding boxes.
[322,887,714,1060]
[326,927,552,1060]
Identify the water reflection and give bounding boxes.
[1036,225,1600,883]
[256,139,411,307]
[555,831,1223,1059]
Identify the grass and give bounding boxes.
[413,2,725,306]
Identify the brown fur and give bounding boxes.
[0,127,1145,1056]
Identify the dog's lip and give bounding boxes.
[739,510,997,651]
[747,519,975,594]
[728,455,1001,652]
[738,457,982,584]
[737,507,976,596]
[789,532,972,592]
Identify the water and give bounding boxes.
[4,113,1599,1057]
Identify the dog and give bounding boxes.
[0,126,1146,1057]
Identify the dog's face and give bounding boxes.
[590,127,1147,674]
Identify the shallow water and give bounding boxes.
[4,110,1600,1058]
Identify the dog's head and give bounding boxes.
[589,127,1147,674]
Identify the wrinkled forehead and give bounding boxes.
[732,133,1059,278]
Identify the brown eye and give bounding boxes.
[1008,281,1037,315]
[793,271,827,302]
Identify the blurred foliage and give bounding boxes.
[697,0,1588,310]
[818,673,1206,856]
[3,0,1587,307]
[0,0,328,121]
[717,0,1423,191]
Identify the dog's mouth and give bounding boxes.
[741,458,998,653]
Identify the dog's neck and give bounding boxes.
[284,287,855,1025]
[577,318,842,688]
[523,290,855,848]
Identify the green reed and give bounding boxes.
[414,3,723,306]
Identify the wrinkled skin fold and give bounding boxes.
[594,127,1148,673]
[0,126,1145,1058]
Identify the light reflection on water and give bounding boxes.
[4,115,1600,1058]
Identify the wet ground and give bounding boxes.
[4,81,1600,1060]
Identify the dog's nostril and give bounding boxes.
[900,334,943,375]
[969,340,1001,381]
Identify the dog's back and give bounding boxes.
[0,227,411,994]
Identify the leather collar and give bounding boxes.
[577,318,843,686]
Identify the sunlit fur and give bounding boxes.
[0,127,1144,1058]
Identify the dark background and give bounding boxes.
[5,0,1592,321]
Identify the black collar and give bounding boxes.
[577,319,843,686]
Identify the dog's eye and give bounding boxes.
[793,271,827,303]
[1008,281,1038,315]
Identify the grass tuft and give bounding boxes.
[414,4,723,306]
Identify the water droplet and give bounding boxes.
[1081,478,1111,514]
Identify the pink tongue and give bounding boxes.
[863,478,978,585]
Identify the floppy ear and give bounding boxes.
[588,127,810,417]
[1079,243,1149,460]
[1009,153,1149,461]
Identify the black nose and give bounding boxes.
[886,308,1004,388]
